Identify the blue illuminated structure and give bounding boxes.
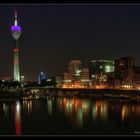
[11,12,21,82]
[38,72,47,84]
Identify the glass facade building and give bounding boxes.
[89,60,114,78]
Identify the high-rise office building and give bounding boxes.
[80,68,89,80]
[68,60,81,81]
[133,66,140,89]
[114,56,134,87]
[80,68,90,87]
[38,72,46,84]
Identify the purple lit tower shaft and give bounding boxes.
[11,12,21,82]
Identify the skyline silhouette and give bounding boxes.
[0,4,140,80]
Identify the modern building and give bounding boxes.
[89,60,114,77]
[62,72,72,88]
[80,68,90,87]
[80,68,89,80]
[62,60,83,88]
[114,56,134,88]
[63,72,72,82]
[38,72,46,84]
[106,72,120,89]
[55,76,63,88]
[89,60,114,88]
[133,66,140,89]
[67,60,82,81]
[11,12,21,82]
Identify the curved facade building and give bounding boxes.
[89,60,114,78]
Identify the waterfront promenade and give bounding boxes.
[45,88,140,101]
[1,87,140,101]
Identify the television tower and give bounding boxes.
[11,12,21,82]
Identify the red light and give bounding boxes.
[15,118,21,135]
[14,105,22,135]
[13,61,18,64]
[13,48,19,52]
[119,63,124,65]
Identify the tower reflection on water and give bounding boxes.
[14,101,22,135]
[1,97,140,135]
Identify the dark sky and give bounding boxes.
[1,4,140,81]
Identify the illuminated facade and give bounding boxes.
[89,60,114,77]
[38,72,46,84]
[80,68,89,80]
[62,60,81,88]
[11,12,21,82]
[89,60,114,88]
[68,60,81,81]
[63,72,72,86]
[61,57,140,89]
[115,57,134,88]
[80,68,90,87]
[132,66,140,89]
[55,76,63,88]
[63,60,85,88]
[106,72,120,89]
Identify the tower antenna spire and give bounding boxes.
[14,11,18,26]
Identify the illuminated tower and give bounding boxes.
[11,12,21,82]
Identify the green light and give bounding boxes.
[105,65,111,72]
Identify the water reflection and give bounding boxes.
[76,108,83,127]
[92,100,108,122]
[23,100,32,115]
[57,98,85,127]
[27,101,32,115]
[121,105,129,122]
[0,103,8,118]
[14,101,22,135]
[2,103,8,115]
[131,105,140,116]
[56,98,109,127]
[47,99,52,115]
[56,97,140,129]
[0,97,140,135]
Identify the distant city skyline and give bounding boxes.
[1,4,140,80]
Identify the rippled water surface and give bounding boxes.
[0,96,140,135]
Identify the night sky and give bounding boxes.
[1,4,140,81]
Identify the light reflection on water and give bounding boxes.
[56,98,109,127]
[47,99,52,115]
[0,96,140,135]
[23,100,32,115]
[14,101,22,135]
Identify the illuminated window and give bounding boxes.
[105,65,111,72]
